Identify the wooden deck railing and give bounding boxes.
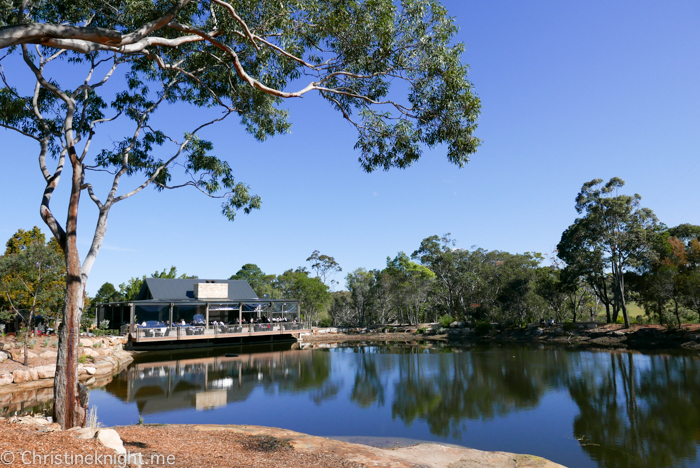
[130,323,309,343]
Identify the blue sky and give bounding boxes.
[1,0,699,295]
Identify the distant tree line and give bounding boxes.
[5,177,700,329]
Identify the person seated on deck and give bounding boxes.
[180,319,186,326]
[212,320,218,326]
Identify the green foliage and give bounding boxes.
[230,264,278,298]
[78,355,87,364]
[475,322,492,336]
[438,314,454,328]
[346,268,374,326]
[27,339,37,349]
[0,229,65,330]
[277,268,331,325]
[307,251,342,286]
[416,327,427,334]
[558,178,660,327]
[91,329,119,336]
[318,316,333,328]
[92,342,103,348]
[80,313,94,332]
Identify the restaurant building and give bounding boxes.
[97,278,306,350]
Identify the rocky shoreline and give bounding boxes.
[0,415,567,468]
[300,322,700,352]
[0,336,133,414]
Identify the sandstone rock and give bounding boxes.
[38,423,61,433]
[0,373,14,385]
[81,348,101,359]
[84,366,96,375]
[35,365,55,379]
[79,338,93,347]
[36,387,53,400]
[0,350,9,362]
[18,415,49,425]
[532,329,544,336]
[12,369,30,383]
[40,350,58,359]
[449,321,461,328]
[29,369,39,381]
[127,453,144,468]
[74,427,97,439]
[97,429,126,455]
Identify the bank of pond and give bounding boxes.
[3,342,700,468]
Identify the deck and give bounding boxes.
[127,324,310,349]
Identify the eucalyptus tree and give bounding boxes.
[558,220,616,323]
[345,267,374,326]
[230,263,277,298]
[412,234,460,316]
[0,236,64,366]
[307,251,342,287]
[0,0,480,428]
[328,290,353,326]
[558,178,659,328]
[276,268,330,325]
[385,252,435,324]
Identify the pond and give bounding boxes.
[85,342,700,468]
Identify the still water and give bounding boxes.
[89,342,700,468]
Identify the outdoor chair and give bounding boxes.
[185,328,194,336]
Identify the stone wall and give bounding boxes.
[0,336,134,397]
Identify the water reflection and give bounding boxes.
[90,343,700,468]
[568,351,700,468]
[103,344,332,415]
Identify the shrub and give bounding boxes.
[42,337,51,347]
[27,339,38,349]
[416,328,426,334]
[318,317,332,328]
[475,322,492,336]
[99,319,110,330]
[78,355,88,364]
[438,314,455,328]
[563,322,577,331]
[93,342,103,348]
[92,329,119,336]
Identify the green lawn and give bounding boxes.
[626,302,645,318]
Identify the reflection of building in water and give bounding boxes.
[103,347,326,416]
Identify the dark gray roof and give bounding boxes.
[138,278,258,301]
